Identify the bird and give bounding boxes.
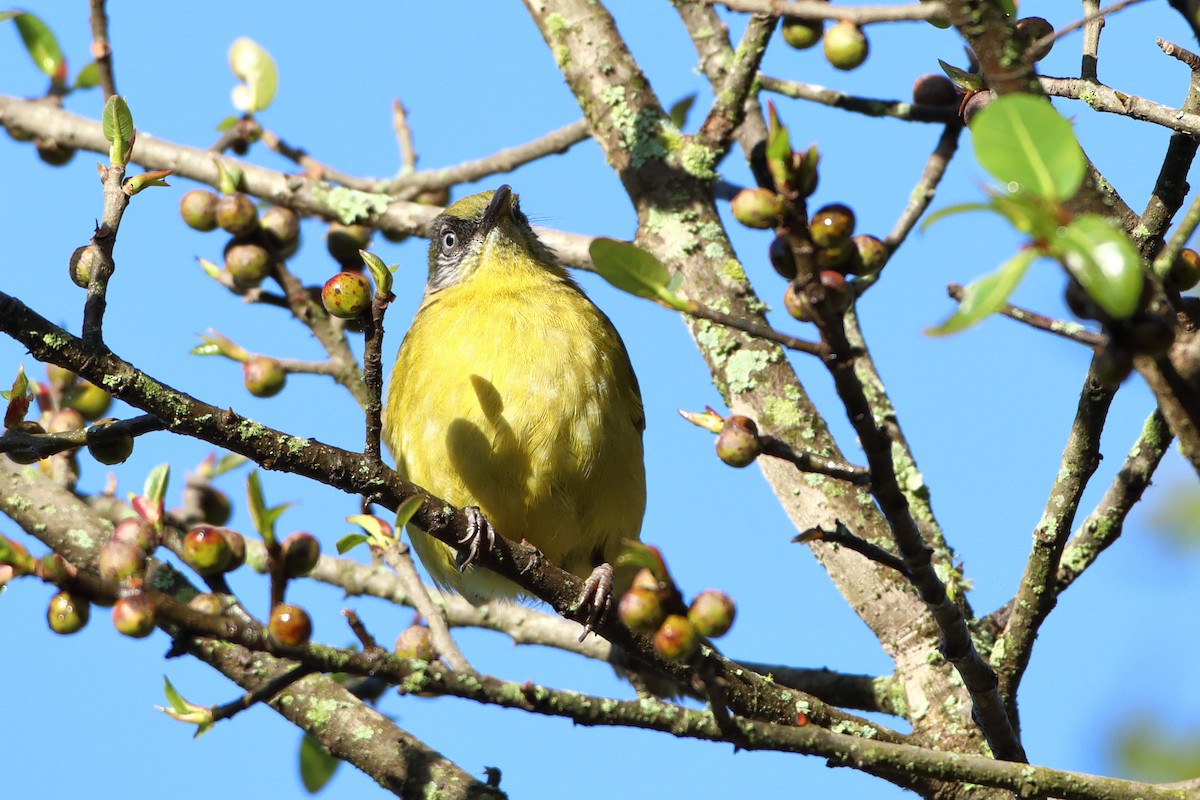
[384,185,646,631]
[1168,0,1200,43]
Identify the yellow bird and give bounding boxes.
[384,185,645,625]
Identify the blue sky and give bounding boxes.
[2,3,1198,798]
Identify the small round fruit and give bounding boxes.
[962,90,997,124]
[394,624,436,661]
[68,244,104,289]
[47,591,89,634]
[45,364,77,391]
[5,420,45,465]
[268,603,313,648]
[112,593,156,638]
[809,203,856,248]
[781,16,823,50]
[64,380,112,421]
[112,516,159,555]
[783,282,814,322]
[823,21,869,71]
[326,222,373,269]
[769,235,797,280]
[87,418,134,465]
[688,589,737,638]
[1015,17,1054,62]
[243,357,287,398]
[198,487,232,527]
[282,531,321,578]
[1094,344,1134,389]
[98,539,146,584]
[848,234,889,276]
[215,193,259,236]
[820,269,853,313]
[224,240,273,287]
[182,524,234,575]
[180,190,219,232]
[260,206,301,257]
[716,415,761,468]
[731,188,783,230]
[43,408,84,434]
[1170,249,1200,291]
[618,587,666,633]
[1065,279,1103,322]
[912,74,958,106]
[36,138,76,166]
[815,242,854,271]
[653,614,699,661]
[220,528,246,571]
[322,272,372,319]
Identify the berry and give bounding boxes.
[1094,344,1134,389]
[282,532,321,578]
[781,16,823,50]
[268,603,313,648]
[415,187,451,207]
[87,418,134,465]
[224,240,274,287]
[260,206,301,257]
[962,90,997,124]
[112,593,156,638]
[631,567,661,593]
[823,21,869,71]
[731,188,783,230]
[215,193,259,237]
[1015,17,1054,62]
[180,190,219,232]
[1169,249,1200,292]
[688,589,736,638]
[618,587,666,633]
[653,614,699,661]
[326,223,373,269]
[1129,316,1175,357]
[820,270,853,314]
[847,234,889,276]
[111,516,159,555]
[64,380,112,421]
[394,624,436,661]
[47,591,89,634]
[182,524,234,575]
[769,235,797,280]
[322,272,372,319]
[243,357,287,398]
[912,74,958,106]
[220,528,246,571]
[198,487,232,526]
[716,415,761,468]
[36,138,76,166]
[68,245,104,289]
[98,539,146,584]
[42,408,84,434]
[809,203,856,248]
[783,282,814,322]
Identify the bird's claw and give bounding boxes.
[574,562,614,641]
[454,506,495,573]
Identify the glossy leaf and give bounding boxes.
[937,58,984,92]
[13,12,64,81]
[247,470,291,547]
[927,248,1037,336]
[589,238,687,311]
[359,250,393,298]
[229,37,278,113]
[142,463,170,510]
[335,533,368,554]
[1055,214,1144,319]
[971,94,1085,201]
[102,95,135,165]
[765,100,793,192]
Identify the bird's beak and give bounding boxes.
[480,184,513,235]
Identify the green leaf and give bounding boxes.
[211,453,249,478]
[359,250,393,298]
[1055,214,1144,319]
[920,201,996,231]
[73,61,100,90]
[246,470,276,546]
[971,94,1085,202]
[937,59,984,92]
[215,115,240,132]
[228,37,278,113]
[13,12,65,82]
[394,495,424,529]
[3,364,32,428]
[215,161,242,195]
[335,533,368,554]
[124,169,174,196]
[927,248,1037,336]
[764,101,792,192]
[101,95,135,165]
[668,93,696,130]
[588,238,688,311]
[162,675,189,714]
[143,463,171,509]
[300,733,341,793]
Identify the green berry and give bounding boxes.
[731,188,783,230]
[823,21,869,71]
[781,16,823,50]
[180,190,219,232]
[322,272,372,319]
[260,206,301,258]
[68,244,104,289]
[716,415,761,468]
[64,380,112,421]
[847,234,889,276]
[243,356,287,398]
[224,240,274,287]
[47,591,90,634]
[112,593,156,638]
[394,624,436,661]
[87,417,134,465]
[1169,249,1200,291]
[809,203,856,248]
[618,587,666,633]
[98,540,146,584]
[215,193,259,237]
[182,524,234,575]
[688,589,736,638]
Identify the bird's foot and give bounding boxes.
[573,562,614,641]
[454,506,496,573]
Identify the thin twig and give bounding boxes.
[361,291,387,463]
[759,75,959,124]
[210,664,315,724]
[82,160,130,348]
[378,540,473,674]
[261,129,371,189]
[710,0,946,25]
[342,609,381,650]
[1080,0,1102,82]
[1039,75,1200,136]
[794,521,909,576]
[0,413,165,458]
[760,436,870,484]
[393,100,418,175]
[696,13,775,152]
[947,284,1103,347]
[683,300,824,356]
[87,0,117,98]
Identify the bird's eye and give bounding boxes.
[440,228,458,252]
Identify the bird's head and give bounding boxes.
[425,185,560,292]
